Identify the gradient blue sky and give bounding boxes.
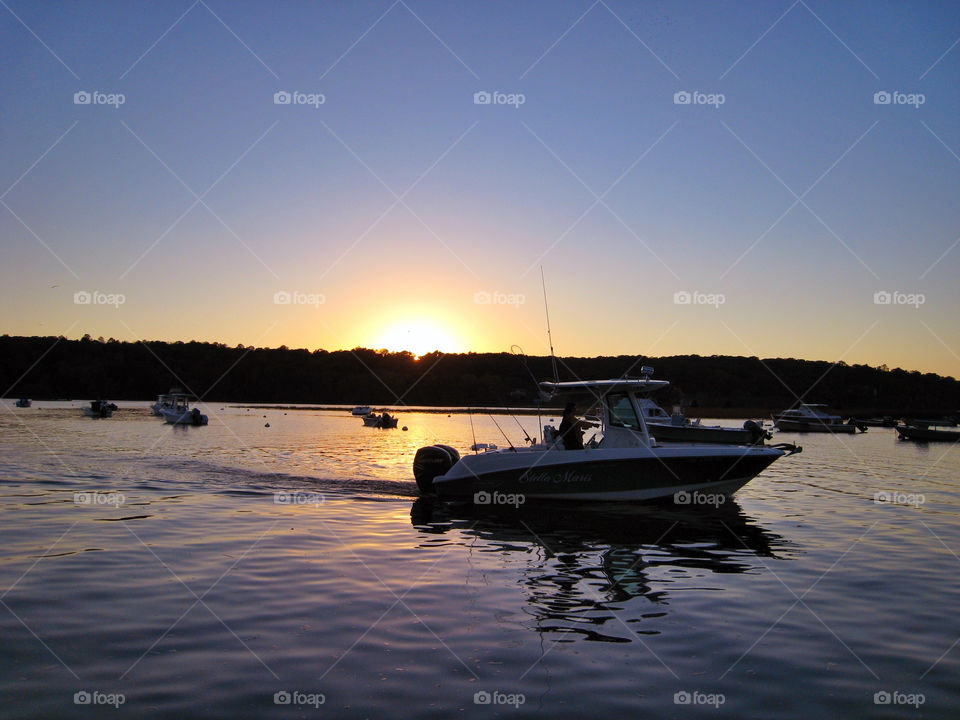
[1,1,958,377]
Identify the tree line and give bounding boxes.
[1,334,958,415]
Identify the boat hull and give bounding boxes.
[432,446,783,501]
[897,426,960,442]
[647,423,759,444]
[774,419,856,433]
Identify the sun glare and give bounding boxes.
[375,322,461,357]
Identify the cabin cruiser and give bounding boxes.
[774,404,865,433]
[638,398,770,444]
[83,400,117,418]
[160,395,208,425]
[414,371,800,502]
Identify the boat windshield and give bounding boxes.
[607,393,641,430]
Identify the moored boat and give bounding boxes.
[82,400,117,418]
[896,424,960,442]
[363,412,398,428]
[774,404,866,433]
[638,398,770,444]
[160,395,208,425]
[351,406,372,416]
[414,373,800,502]
[15,398,31,408]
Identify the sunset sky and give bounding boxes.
[1,1,958,377]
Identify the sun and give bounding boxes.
[376,322,460,357]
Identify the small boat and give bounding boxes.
[160,395,208,425]
[151,393,177,417]
[82,400,117,418]
[853,416,897,428]
[896,423,960,442]
[363,412,398,428]
[774,404,866,433]
[413,372,800,502]
[351,406,372,416]
[639,398,770,444]
[15,398,31,408]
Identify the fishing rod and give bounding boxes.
[487,413,516,451]
[511,344,542,443]
[541,266,559,384]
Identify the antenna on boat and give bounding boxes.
[541,267,559,383]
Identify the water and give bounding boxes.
[1,401,958,718]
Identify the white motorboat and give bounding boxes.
[160,395,208,426]
[637,397,770,444]
[414,371,800,502]
[351,406,372,416]
[774,404,865,433]
[151,393,176,416]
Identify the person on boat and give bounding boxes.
[380,412,393,427]
[558,402,594,450]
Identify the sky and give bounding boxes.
[1,0,958,378]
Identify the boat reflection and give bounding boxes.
[411,499,791,642]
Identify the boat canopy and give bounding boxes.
[540,378,669,397]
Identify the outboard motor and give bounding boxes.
[743,420,771,444]
[413,444,461,495]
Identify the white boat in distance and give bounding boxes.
[160,395,208,426]
[414,372,800,502]
[774,404,866,433]
[351,406,372,416]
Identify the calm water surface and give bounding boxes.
[1,401,958,718]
